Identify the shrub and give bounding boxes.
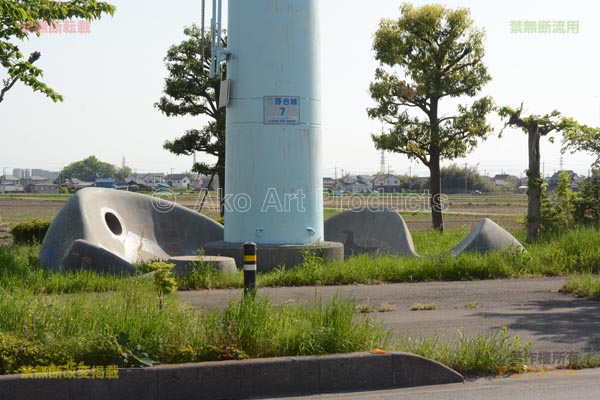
[542,171,576,231]
[573,174,600,226]
[10,219,52,244]
[0,332,69,375]
[147,261,177,310]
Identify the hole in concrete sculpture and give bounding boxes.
[104,212,123,236]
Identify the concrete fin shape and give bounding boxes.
[39,188,224,274]
[451,218,525,256]
[324,208,419,258]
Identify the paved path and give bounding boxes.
[178,278,600,358]
[274,368,600,400]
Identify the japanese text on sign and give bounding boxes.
[264,96,300,124]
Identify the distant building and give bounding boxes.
[189,174,204,189]
[338,175,373,193]
[21,176,50,192]
[68,178,94,191]
[0,175,24,193]
[125,180,154,191]
[95,178,116,189]
[28,184,59,194]
[12,168,31,179]
[548,170,581,191]
[493,174,519,187]
[0,175,20,184]
[165,174,190,188]
[372,174,401,193]
[31,169,59,181]
[142,173,166,186]
[0,184,24,193]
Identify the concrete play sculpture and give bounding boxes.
[451,218,525,256]
[39,188,225,274]
[324,208,419,258]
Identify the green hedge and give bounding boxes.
[11,219,52,244]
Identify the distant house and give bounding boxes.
[0,175,20,185]
[548,170,581,191]
[0,175,24,193]
[372,174,401,193]
[22,176,50,192]
[125,180,154,191]
[68,178,95,191]
[28,184,59,194]
[142,173,166,186]
[202,174,221,191]
[322,177,336,192]
[493,174,519,187]
[189,174,204,189]
[95,178,116,189]
[338,175,373,193]
[165,174,190,188]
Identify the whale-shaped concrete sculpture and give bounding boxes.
[39,188,224,274]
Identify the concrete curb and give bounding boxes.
[0,352,463,400]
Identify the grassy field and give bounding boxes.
[2,192,595,376]
[1,226,597,376]
[0,243,531,376]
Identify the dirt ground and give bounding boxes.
[0,193,526,242]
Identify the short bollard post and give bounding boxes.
[243,242,257,296]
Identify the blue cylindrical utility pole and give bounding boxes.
[224,0,323,245]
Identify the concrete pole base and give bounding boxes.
[203,241,344,272]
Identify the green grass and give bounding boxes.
[0,280,531,377]
[0,286,388,374]
[560,273,600,300]
[178,226,600,290]
[569,352,600,369]
[0,229,565,377]
[3,226,600,294]
[0,244,127,294]
[394,326,529,376]
[0,194,71,201]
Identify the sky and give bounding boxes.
[1,0,599,179]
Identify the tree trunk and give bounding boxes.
[526,123,542,242]
[428,98,444,232]
[429,153,444,232]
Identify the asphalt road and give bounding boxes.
[178,277,600,359]
[274,368,600,400]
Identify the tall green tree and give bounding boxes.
[155,25,225,212]
[562,124,600,169]
[114,166,132,182]
[60,155,116,182]
[441,164,492,193]
[498,104,598,242]
[0,0,115,104]
[368,3,493,231]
